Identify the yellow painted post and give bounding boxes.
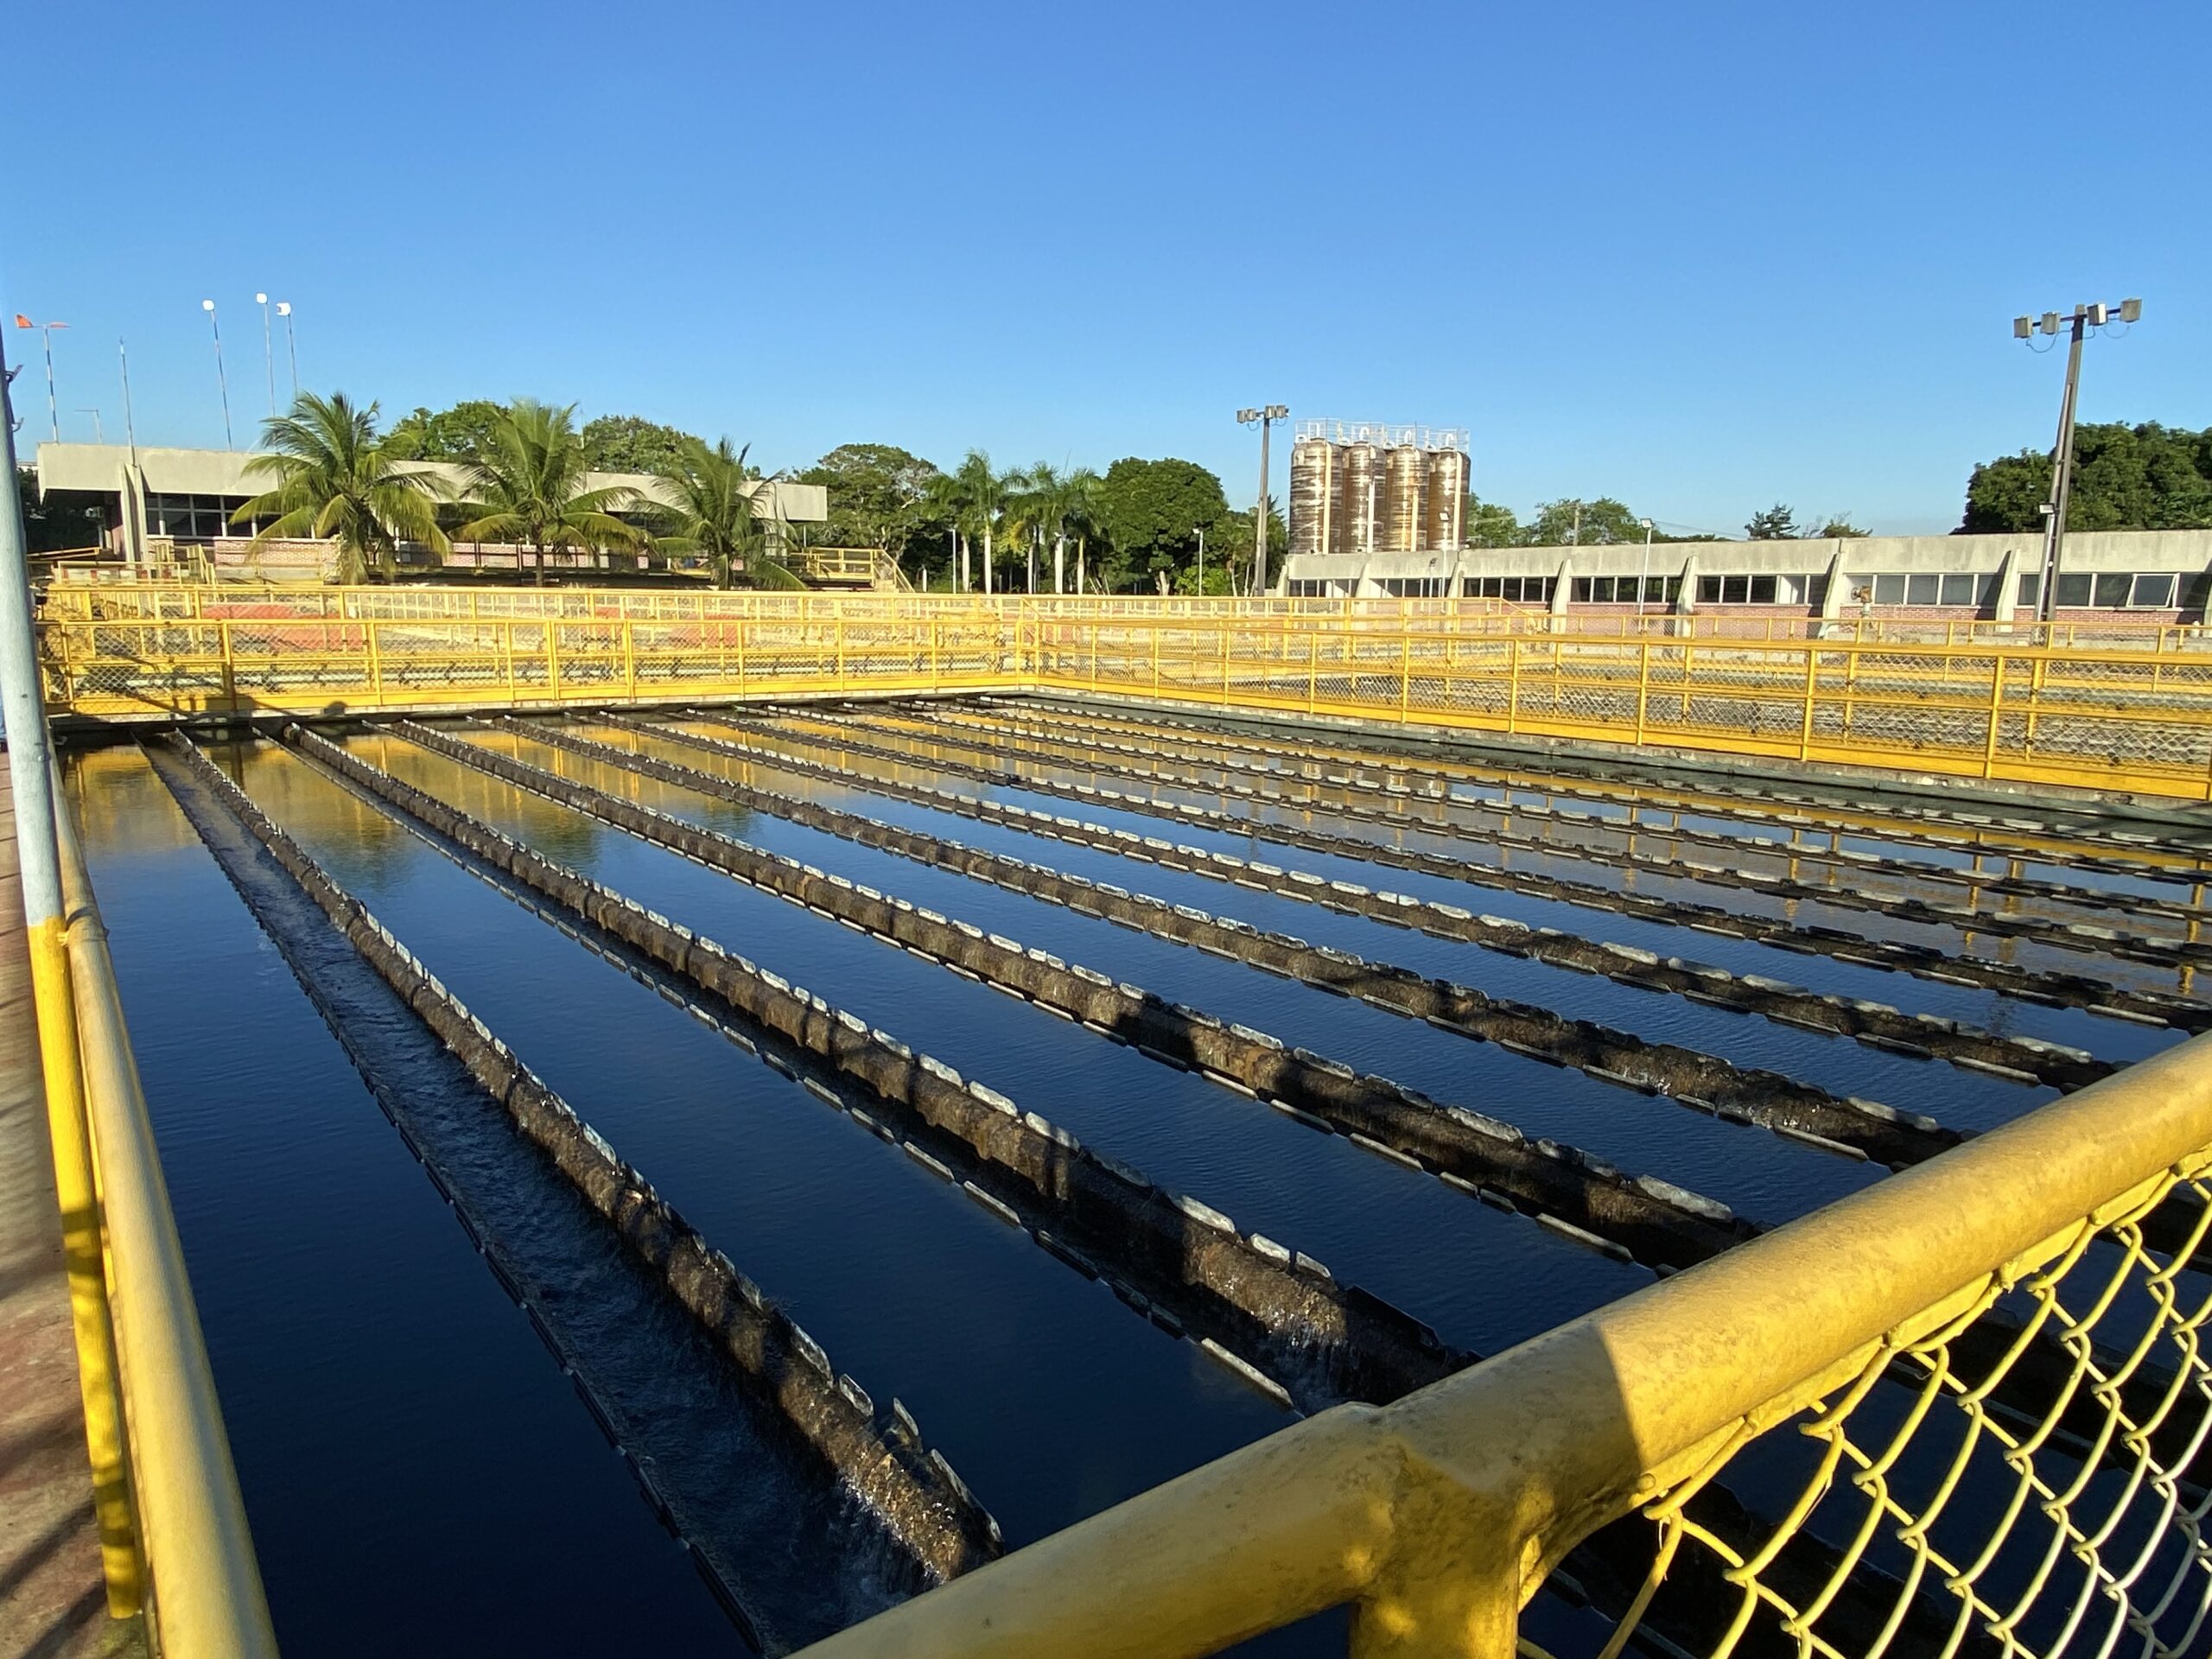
[1633,640,1650,747]
[1797,645,1819,760]
[219,620,238,719]
[1982,656,2006,779]
[621,618,638,705]
[1398,632,1412,723]
[29,893,142,1613]
[836,611,848,690]
[1505,638,1520,735]
[1307,632,1319,715]
[544,621,563,706]
[365,618,385,712]
[1150,626,1161,695]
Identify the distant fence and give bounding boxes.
[35,588,2212,799]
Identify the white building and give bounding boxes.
[32,443,828,580]
[1279,529,2212,626]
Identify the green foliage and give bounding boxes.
[1961,423,2212,534]
[1745,502,1799,540]
[452,400,644,583]
[1464,497,1522,548]
[232,391,449,583]
[580,414,697,475]
[1527,497,1649,547]
[1094,457,1235,588]
[1812,516,1868,538]
[650,437,769,588]
[382,399,506,461]
[798,442,945,564]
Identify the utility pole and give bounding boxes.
[201,300,234,449]
[1636,518,1655,620]
[1236,404,1287,596]
[2013,298,2141,624]
[12,317,67,442]
[1194,524,1205,595]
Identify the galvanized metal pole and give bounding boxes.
[1254,415,1271,597]
[2036,311,2087,625]
[40,324,60,443]
[0,327,143,1613]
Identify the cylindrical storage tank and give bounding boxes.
[1423,448,1468,552]
[1384,446,1426,552]
[1340,443,1384,555]
[1289,438,1337,562]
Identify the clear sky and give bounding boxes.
[8,0,2208,534]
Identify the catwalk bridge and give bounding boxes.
[10,586,2212,1659]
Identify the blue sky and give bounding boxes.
[8,0,2208,534]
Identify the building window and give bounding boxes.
[2131,572,2177,608]
[2018,573,2040,609]
[145,492,270,540]
[2092,573,2131,607]
[2183,574,2212,611]
[2055,573,2094,607]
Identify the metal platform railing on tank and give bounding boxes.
[791,1028,2212,1658]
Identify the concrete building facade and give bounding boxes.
[33,443,828,581]
[1279,528,2212,628]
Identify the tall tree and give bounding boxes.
[1462,495,1522,549]
[1093,457,1235,591]
[798,443,945,569]
[1961,423,2212,533]
[651,437,797,588]
[452,400,643,584]
[580,414,697,475]
[950,450,1012,594]
[231,391,448,583]
[382,399,506,461]
[1745,502,1799,540]
[1526,497,1648,547]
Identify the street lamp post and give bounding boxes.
[77,410,102,444]
[12,316,67,442]
[276,302,297,402]
[2013,298,2142,625]
[255,293,276,418]
[201,300,234,449]
[1195,525,1205,595]
[1636,518,1655,621]
[1236,404,1287,597]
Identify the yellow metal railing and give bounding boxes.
[794,1031,2212,1658]
[35,593,2212,800]
[41,580,2212,653]
[32,778,279,1656]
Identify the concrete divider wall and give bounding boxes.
[286,725,1458,1408]
[641,715,2143,1078]
[970,696,2209,879]
[527,717,1961,1170]
[397,719,1757,1269]
[160,734,1004,1590]
[873,703,2211,952]
[716,709,2204,1032]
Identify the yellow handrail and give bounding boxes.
[795,1031,2212,1658]
[52,783,280,1658]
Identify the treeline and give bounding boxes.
[1961,423,2212,534]
[1463,498,1866,548]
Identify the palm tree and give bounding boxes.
[452,399,643,584]
[951,449,1011,595]
[231,391,448,583]
[650,437,802,589]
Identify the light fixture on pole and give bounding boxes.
[255,293,276,417]
[1236,404,1288,596]
[276,302,297,401]
[2012,297,2142,625]
[1636,518,1655,620]
[201,300,234,449]
[11,315,67,442]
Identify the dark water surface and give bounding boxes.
[65,703,2190,1658]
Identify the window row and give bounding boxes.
[1693,573,1829,606]
[1464,575,1559,603]
[2018,571,2206,611]
[146,493,276,540]
[1853,572,2000,607]
[1571,575,1682,604]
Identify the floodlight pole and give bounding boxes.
[2015,298,2141,625]
[1236,404,1287,596]
[201,301,233,449]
